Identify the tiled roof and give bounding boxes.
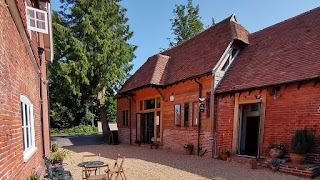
[119,54,168,93]
[216,7,320,93]
[119,16,247,94]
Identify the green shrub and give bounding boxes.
[291,129,314,154]
[50,125,98,135]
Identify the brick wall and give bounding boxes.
[0,2,49,179]
[117,76,214,156]
[263,82,320,162]
[216,81,320,163]
[215,95,235,152]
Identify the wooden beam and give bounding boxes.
[155,88,165,101]
[232,93,240,153]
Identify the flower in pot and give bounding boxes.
[290,129,314,165]
[220,149,230,161]
[268,143,285,158]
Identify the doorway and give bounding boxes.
[237,103,261,157]
[136,112,154,144]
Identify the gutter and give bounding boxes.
[194,79,202,156]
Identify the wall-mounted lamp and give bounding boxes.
[255,94,262,99]
[170,93,175,102]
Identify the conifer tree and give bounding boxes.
[50,0,135,138]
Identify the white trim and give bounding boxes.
[212,40,240,89]
[47,2,54,61]
[20,95,37,162]
[26,5,48,34]
[212,41,234,73]
[230,13,237,22]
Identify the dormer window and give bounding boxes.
[26,6,48,34]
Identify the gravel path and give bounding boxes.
[62,144,309,180]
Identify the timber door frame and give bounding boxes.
[231,90,267,157]
[136,112,161,144]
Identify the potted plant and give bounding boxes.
[183,144,193,155]
[50,148,72,164]
[290,129,314,165]
[220,149,230,160]
[268,143,285,158]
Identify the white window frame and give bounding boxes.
[20,95,37,162]
[26,5,48,34]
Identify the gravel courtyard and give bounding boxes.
[62,144,309,180]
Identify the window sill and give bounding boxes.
[23,147,37,162]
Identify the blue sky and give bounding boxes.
[51,1,319,73]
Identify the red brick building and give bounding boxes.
[0,0,52,179]
[117,6,320,166]
[116,14,248,156]
[215,7,320,163]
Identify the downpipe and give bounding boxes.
[195,79,202,156]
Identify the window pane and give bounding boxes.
[25,105,28,126]
[125,110,128,126]
[30,19,36,28]
[26,127,30,148]
[156,111,160,142]
[192,103,199,126]
[122,111,125,126]
[27,9,35,18]
[21,103,24,126]
[184,103,189,127]
[36,11,45,20]
[221,59,230,71]
[144,99,155,110]
[156,97,161,108]
[174,104,181,126]
[37,21,45,29]
[139,101,143,110]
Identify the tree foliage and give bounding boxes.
[169,0,204,47]
[49,0,135,136]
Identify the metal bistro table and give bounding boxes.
[78,161,104,179]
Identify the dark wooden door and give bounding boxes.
[245,116,260,156]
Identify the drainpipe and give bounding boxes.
[129,98,132,145]
[38,45,46,156]
[195,79,202,156]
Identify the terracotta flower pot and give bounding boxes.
[221,153,229,161]
[269,148,283,158]
[289,153,306,165]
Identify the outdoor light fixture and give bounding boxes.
[170,93,175,102]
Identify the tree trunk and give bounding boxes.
[99,105,110,142]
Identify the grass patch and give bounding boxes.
[51,125,99,135]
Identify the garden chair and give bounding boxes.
[44,156,73,180]
[107,154,126,180]
[84,164,110,180]
[81,154,101,179]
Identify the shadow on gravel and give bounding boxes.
[51,134,106,147]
